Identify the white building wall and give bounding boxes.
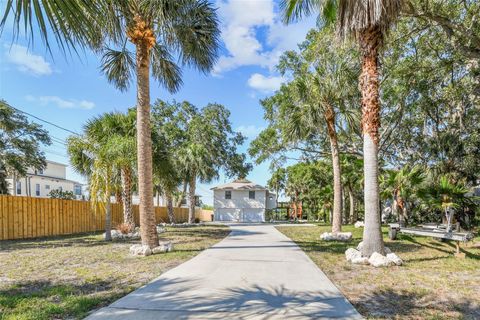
[214,189,267,209]
[5,161,82,198]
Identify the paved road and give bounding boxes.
[86,224,362,319]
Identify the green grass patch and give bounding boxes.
[0,225,229,319]
[277,224,480,320]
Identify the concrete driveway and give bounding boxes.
[86,224,362,319]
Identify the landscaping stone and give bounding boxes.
[152,241,173,254]
[386,253,403,266]
[351,256,370,265]
[345,248,361,262]
[130,244,152,256]
[320,232,352,241]
[156,226,165,234]
[357,241,392,254]
[354,221,364,228]
[368,252,393,267]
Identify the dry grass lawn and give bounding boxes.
[277,224,480,320]
[0,225,229,320]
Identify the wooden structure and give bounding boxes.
[276,201,303,220]
[388,223,475,257]
[0,195,211,240]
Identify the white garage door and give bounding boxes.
[242,209,264,222]
[215,208,264,222]
[215,208,241,222]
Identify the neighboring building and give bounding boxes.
[6,160,83,199]
[211,179,276,222]
[131,193,201,208]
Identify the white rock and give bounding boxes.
[354,221,365,228]
[156,226,165,234]
[368,252,393,267]
[345,248,361,262]
[386,253,403,266]
[152,241,173,254]
[321,232,352,241]
[351,256,370,265]
[130,244,152,256]
[356,241,363,251]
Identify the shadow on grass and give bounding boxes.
[356,288,480,319]
[0,278,130,320]
[0,232,115,252]
[399,234,480,260]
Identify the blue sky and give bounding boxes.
[0,0,315,205]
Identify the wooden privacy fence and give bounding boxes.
[0,195,214,240]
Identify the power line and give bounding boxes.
[11,105,80,135]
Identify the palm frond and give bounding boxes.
[1,0,103,54]
[100,47,135,92]
[151,44,183,93]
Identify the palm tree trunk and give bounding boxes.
[359,27,385,257]
[135,39,158,248]
[325,103,342,233]
[105,195,112,241]
[348,185,356,223]
[397,195,405,227]
[166,191,175,223]
[188,174,196,223]
[176,180,188,208]
[121,167,134,229]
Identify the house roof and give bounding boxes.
[211,179,267,191]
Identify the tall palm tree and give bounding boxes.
[278,29,359,233]
[282,0,404,256]
[2,0,220,249]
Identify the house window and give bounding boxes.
[45,185,50,190]
[74,185,82,196]
[16,181,21,195]
[35,184,40,196]
[249,191,255,199]
[38,169,43,175]
[225,190,231,199]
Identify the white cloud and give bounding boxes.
[236,124,264,139]
[213,0,314,74]
[26,95,95,110]
[247,73,284,93]
[5,44,52,76]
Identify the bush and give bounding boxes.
[48,189,75,200]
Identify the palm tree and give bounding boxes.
[381,165,425,226]
[2,0,220,249]
[422,176,470,232]
[268,167,287,219]
[277,29,359,233]
[68,132,116,241]
[282,0,404,256]
[85,111,137,230]
[341,154,363,223]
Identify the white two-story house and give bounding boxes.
[211,179,276,222]
[6,160,83,199]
